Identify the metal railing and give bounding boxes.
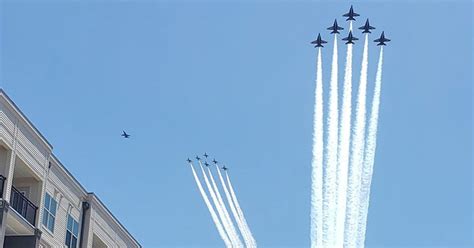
[10,185,38,226]
[0,175,5,198]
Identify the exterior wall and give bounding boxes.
[0,90,140,248]
[40,159,84,247]
[83,196,136,248]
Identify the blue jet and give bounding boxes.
[327,19,344,34]
[121,131,130,138]
[359,19,375,33]
[311,33,328,47]
[374,32,391,46]
[343,5,360,21]
[342,31,359,44]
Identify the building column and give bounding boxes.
[0,200,10,246]
[3,150,17,202]
[3,119,18,202]
[33,228,42,248]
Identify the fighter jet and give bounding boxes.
[222,165,228,171]
[374,32,390,46]
[359,19,375,33]
[121,131,130,138]
[203,153,209,158]
[343,5,360,21]
[311,33,327,48]
[212,159,219,164]
[342,31,358,44]
[204,162,210,167]
[327,19,344,34]
[187,158,192,163]
[195,156,201,161]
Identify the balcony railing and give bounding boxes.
[10,186,38,226]
[0,175,5,198]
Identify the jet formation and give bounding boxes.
[186,153,229,171]
[310,5,390,47]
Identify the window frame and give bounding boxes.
[65,214,79,248]
[42,193,57,232]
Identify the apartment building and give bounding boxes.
[0,89,140,248]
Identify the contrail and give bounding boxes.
[344,34,369,247]
[335,21,353,247]
[207,165,249,247]
[199,162,243,247]
[189,163,232,247]
[226,171,257,248]
[310,47,324,248]
[356,46,384,247]
[213,166,252,248]
[323,33,339,247]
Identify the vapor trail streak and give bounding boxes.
[226,172,257,248]
[310,47,324,248]
[357,47,384,247]
[189,163,232,247]
[344,34,369,247]
[199,162,242,247]
[208,166,249,247]
[335,22,353,247]
[323,34,339,247]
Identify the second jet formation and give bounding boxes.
[185,154,229,171]
[310,5,390,47]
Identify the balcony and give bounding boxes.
[0,175,5,198]
[10,185,38,226]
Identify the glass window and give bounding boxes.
[42,193,57,232]
[65,214,79,248]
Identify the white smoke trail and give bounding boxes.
[213,165,252,247]
[225,171,257,247]
[189,163,232,247]
[199,162,243,247]
[344,34,369,247]
[310,47,324,248]
[335,21,353,247]
[356,46,384,247]
[323,33,339,247]
[207,165,250,247]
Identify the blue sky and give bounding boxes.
[1,1,472,247]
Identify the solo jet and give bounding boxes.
[195,156,201,161]
[374,32,391,46]
[121,131,130,138]
[342,31,358,44]
[222,166,228,171]
[187,158,192,163]
[359,19,375,33]
[311,33,327,48]
[212,159,219,164]
[343,5,360,21]
[203,153,209,158]
[204,162,210,167]
[327,19,344,34]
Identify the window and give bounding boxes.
[65,214,79,248]
[42,193,57,232]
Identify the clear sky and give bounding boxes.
[1,1,472,247]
